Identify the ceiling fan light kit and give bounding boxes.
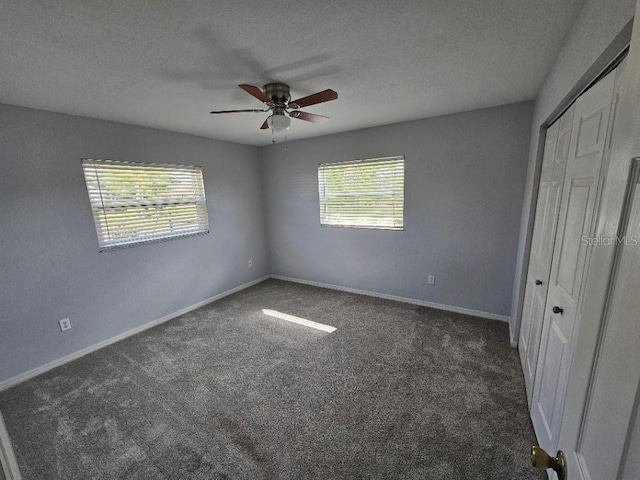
[267,114,291,132]
[210,82,337,137]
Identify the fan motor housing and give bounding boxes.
[264,83,291,106]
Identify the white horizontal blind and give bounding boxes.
[82,159,209,251]
[318,156,404,230]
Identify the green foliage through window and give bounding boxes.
[318,156,404,230]
[82,159,209,251]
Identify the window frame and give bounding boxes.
[317,155,405,231]
[82,158,210,252]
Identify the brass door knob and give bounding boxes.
[531,446,566,480]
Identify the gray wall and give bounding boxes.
[261,102,534,317]
[510,0,636,343]
[0,103,267,384]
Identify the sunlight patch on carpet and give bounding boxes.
[261,309,337,333]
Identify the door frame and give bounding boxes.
[512,18,634,346]
[0,412,21,480]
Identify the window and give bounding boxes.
[82,159,209,251]
[318,156,405,230]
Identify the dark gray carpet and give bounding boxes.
[0,279,543,479]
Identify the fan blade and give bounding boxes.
[290,111,329,123]
[210,109,267,114]
[239,84,271,103]
[260,118,270,130]
[290,89,337,108]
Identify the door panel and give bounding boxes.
[530,67,617,452]
[536,319,567,438]
[539,183,562,267]
[555,182,592,295]
[575,109,605,154]
[532,187,551,261]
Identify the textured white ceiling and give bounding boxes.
[0,0,584,146]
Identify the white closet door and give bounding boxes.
[552,50,640,480]
[559,164,640,480]
[530,66,617,452]
[519,106,574,404]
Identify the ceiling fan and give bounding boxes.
[210,83,338,132]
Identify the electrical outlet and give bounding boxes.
[428,275,436,285]
[58,318,71,332]
[248,260,253,268]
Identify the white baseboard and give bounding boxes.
[0,412,21,480]
[270,275,511,323]
[0,274,510,391]
[510,328,519,348]
[0,276,270,392]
